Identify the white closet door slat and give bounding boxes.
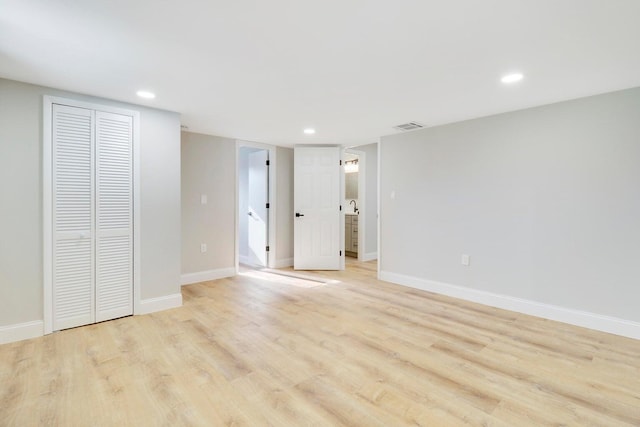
[52,104,95,330]
[95,111,133,322]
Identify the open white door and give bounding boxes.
[248,150,269,267]
[294,146,341,270]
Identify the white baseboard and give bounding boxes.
[0,320,44,345]
[180,267,236,286]
[138,293,183,315]
[273,257,294,268]
[361,252,378,262]
[1,295,187,344]
[379,270,640,340]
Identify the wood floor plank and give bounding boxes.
[1,259,640,426]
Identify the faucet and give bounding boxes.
[349,199,359,214]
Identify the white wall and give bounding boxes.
[0,78,181,331]
[275,146,294,267]
[181,132,236,280]
[380,87,640,337]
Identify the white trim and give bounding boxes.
[180,267,236,286]
[132,110,141,316]
[376,138,382,277]
[358,151,365,262]
[361,251,378,262]
[273,257,294,268]
[42,96,141,334]
[235,142,239,272]
[340,150,345,270]
[379,270,640,340]
[138,294,183,315]
[268,148,277,269]
[43,97,53,334]
[0,321,44,345]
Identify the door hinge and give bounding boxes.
[339,205,342,211]
[266,202,270,208]
[266,246,270,252]
[266,160,270,166]
[340,160,342,166]
[340,250,342,256]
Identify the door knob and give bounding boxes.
[295,213,304,217]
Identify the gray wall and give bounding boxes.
[181,137,293,273]
[276,146,294,265]
[380,87,640,322]
[181,132,236,274]
[357,143,378,257]
[138,106,182,300]
[0,78,181,326]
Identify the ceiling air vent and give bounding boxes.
[393,121,424,132]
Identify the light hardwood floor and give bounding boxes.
[1,260,639,426]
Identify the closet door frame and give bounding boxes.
[43,96,141,335]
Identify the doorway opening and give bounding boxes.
[344,148,366,262]
[344,152,360,259]
[238,145,271,268]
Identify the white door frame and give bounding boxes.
[344,147,366,262]
[43,95,141,335]
[235,140,277,271]
[377,138,382,277]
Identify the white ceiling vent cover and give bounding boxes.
[393,122,424,131]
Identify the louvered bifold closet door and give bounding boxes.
[52,104,95,330]
[95,111,133,322]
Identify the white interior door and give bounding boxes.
[294,146,341,270]
[51,104,133,331]
[52,104,96,331]
[248,150,268,267]
[95,111,133,322]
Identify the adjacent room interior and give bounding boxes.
[1,1,640,425]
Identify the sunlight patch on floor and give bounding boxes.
[238,268,339,288]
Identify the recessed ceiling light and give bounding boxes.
[501,73,524,84]
[303,128,316,135]
[136,90,156,99]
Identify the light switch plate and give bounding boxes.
[461,254,470,266]
[200,194,207,205]
[201,243,207,253]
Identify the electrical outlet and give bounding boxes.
[201,243,207,253]
[461,254,470,266]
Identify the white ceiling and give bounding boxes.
[2,0,640,147]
